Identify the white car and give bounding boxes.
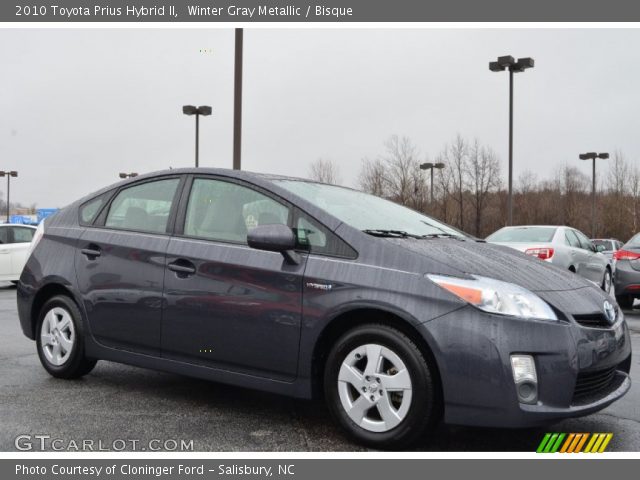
[486,225,613,293]
[0,224,37,283]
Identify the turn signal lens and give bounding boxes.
[525,247,554,260]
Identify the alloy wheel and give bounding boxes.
[40,307,76,366]
[337,343,413,433]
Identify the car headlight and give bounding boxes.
[426,274,558,321]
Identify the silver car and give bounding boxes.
[486,225,612,293]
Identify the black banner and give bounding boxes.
[3,0,640,22]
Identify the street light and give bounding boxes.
[0,171,18,223]
[489,55,535,226]
[182,105,212,168]
[420,162,445,204]
[579,152,609,237]
[119,172,139,179]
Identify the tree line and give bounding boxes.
[308,135,640,242]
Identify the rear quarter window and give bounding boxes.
[79,194,109,225]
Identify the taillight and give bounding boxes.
[613,249,640,261]
[26,222,44,259]
[525,247,555,260]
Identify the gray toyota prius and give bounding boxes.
[17,168,631,449]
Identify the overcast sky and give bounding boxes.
[1,28,639,208]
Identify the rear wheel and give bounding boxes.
[36,295,97,379]
[324,324,439,449]
[616,295,634,310]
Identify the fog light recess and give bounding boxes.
[510,354,538,405]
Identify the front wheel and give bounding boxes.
[36,295,97,379]
[324,324,439,449]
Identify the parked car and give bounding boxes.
[486,226,612,293]
[17,170,631,449]
[592,238,624,263]
[613,233,640,309]
[0,224,37,283]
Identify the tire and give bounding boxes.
[324,324,439,449]
[601,269,612,293]
[36,295,97,379]
[616,294,634,310]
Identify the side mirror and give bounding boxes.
[595,244,606,253]
[247,224,300,264]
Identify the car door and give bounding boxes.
[161,176,305,381]
[574,229,605,283]
[75,176,183,356]
[0,227,12,279]
[564,228,588,275]
[8,226,36,277]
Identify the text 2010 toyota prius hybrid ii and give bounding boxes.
[17,169,631,449]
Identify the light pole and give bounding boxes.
[0,171,18,223]
[419,162,445,204]
[182,105,212,167]
[233,28,243,171]
[119,172,139,179]
[489,55,534,226]
[579,152,609,237]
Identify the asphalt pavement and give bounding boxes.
[1,283,639,452]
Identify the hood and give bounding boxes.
[386,237,591,293]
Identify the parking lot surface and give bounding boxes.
[1,283,639,452]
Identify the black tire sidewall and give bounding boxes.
[324,324,437,449]
[35,295,93,378]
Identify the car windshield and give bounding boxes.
[593,239,613,251]
[274,180,467,238]
[486,226,556,243]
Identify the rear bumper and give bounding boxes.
[421,304,632,428]
[614,261,640,296]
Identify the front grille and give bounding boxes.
[573,366,617,401]
[573,312,613,328]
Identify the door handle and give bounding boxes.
[81,245,101,259]
[168,259,196,276]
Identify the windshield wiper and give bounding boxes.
[363,229,423,239]
[420,233,464,239]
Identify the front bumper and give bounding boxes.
[421,302,632,428]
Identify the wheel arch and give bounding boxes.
[310,307,444,411]
[30,283,80,338]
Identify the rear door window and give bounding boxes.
[11,227,35,243]
[574,230,594,251]
[105,178,180,234]
[0,228,8,244]
[565,229,581,248]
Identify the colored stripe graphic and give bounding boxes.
[538,433,612,453]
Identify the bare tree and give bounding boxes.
[435,155,454,223]
[308,158,341,184]
[358,157,387,197]
[467,140,501,236]
[380,135,420,206]
[441,134,468,230]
